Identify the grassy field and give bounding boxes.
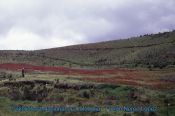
[0,65,175,116]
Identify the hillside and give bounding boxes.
[0,31,175,116]
[0,31,175,68]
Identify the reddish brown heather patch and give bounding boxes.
[0,63,130,75]
[0,63,174,90]
[84,70,175,90]
[144,81,175,90]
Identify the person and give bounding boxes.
[22,68,25,77]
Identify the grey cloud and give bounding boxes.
[0,0,175,50]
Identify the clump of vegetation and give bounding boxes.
[123,113,132,116]
[9,87,23,100]
[5,81,52,102]
[0,72,12,80]
[78,90,94,99]
[0,71,21,81]
[96,84,120,89]
[148,65,153,71]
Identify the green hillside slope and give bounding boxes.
[0,31,175,68]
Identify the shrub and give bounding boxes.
[78,90,93,99]
[148,65,153,71]
[10,88,23,100]
[97,84,120,89]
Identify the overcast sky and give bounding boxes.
[0,0,175,50]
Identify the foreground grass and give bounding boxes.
[0,69,175,116]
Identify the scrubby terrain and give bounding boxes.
[0,31,175,116]
[0,31,175,68]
